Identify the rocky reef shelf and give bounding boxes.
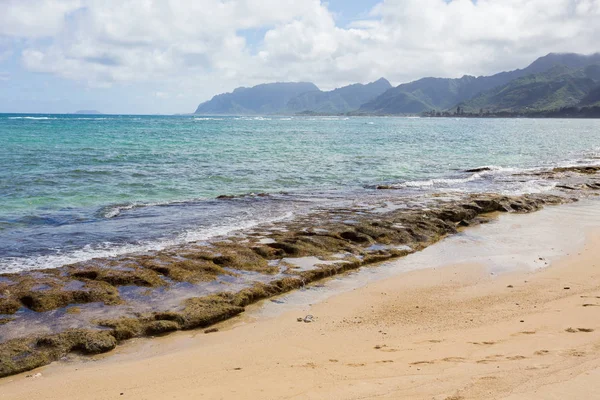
[1,166,599,378]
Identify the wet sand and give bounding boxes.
[1,200,600,399]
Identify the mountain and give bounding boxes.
[285,78,391,114]
[193,53,600,116]
[459,65,600,113]
[359,52,600,115]
[74,110,102,114]
[523,53,600,74]
[194,82,319,115]
[579,85,600,107]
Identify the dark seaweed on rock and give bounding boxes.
[1,168,599,378]
[0,330,116,378]
[552,165,600,175]
[0,273,121,314]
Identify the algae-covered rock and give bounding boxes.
[0,277,122,313]
[180,295,245,329]
[19,281,121,312]
[36,330,117,354]
[0,329,117,378]
[95,318,143,341]
[69,264,164,287]
[211,244,275,273]
[138,255,229,283]
[145,320,180,335]
[75,331,117,354]
[0,338,50,378]
[230,278,304,307]
[0,299,21,315]
[553,166,600,174]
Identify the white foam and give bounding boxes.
[193,117,224,121]
[8,116,57,120]
[402,173,482,188]
[468,165,516,173]
[501,181,557,196]
[232,117,272,121]
[0,212,295,274]
[102,203,141,218]
[101,199,200,218]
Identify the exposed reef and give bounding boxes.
[1,165,599,377]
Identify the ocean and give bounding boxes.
[1,114,600,273]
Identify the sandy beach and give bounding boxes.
[1,199,600,399]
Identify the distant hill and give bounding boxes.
[192,52,600,116]
[194,82,319,115]
[459,65,600,113]
[194,79,391,115]
[74,110,102,115]
[359,53,600,115]
[579,85,600,107]
[285,78,391,114]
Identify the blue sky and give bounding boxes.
[0,0,598,115]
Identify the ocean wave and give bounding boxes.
[99,200,186,218]
[100,193,277,218]
[232,116,272,121]
[101,203,140,218]
[401,173,483,188]
[500,180,557,196]
[464,165,517,173]
[8,116,57,120]
[0,212,294,273]
[216,192,271,200]
[552,159,600,170]
[308,117,346,121]
[193,117,224,121]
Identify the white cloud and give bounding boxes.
[0,0,82,38]
[2,0,600,107]
[255,0,600,87]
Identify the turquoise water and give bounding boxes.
[1,114,599,272]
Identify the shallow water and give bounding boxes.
[1,114,600,272]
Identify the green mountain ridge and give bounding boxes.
[195,82,319,115]
[458,65,600,113]
[194,79,391,115]
[285,78,392,114]
[359,53,600,115]
[580,85,600,107]
[193,53,600,116]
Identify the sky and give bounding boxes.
[0,0,599,115]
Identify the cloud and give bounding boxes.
[258,0,600,86]
[3,0,600,104]
[0,0,82,38]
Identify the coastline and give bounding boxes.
[1,197,600,399]
[1,165,600,378]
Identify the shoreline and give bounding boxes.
[0,166,599,377]
[1,196,600,399]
